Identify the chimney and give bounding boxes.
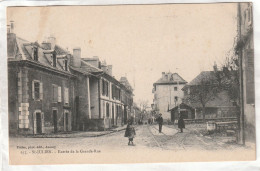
[101,64,108,73]
[47,36,56,50]
[107,65,112,76]
[71,47,81,67]
[10,21,14,33]
[7,25,10,34]
[213,61,218,73]
[162,72,165,78]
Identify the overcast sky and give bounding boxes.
[7,3,238,105]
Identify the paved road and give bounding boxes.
[10,124,240,152]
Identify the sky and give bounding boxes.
[7,3,238,105]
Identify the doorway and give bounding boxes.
[112,105,114,125]
[36,112,42,134]
[53,110,58,133]
[64,112,69,131]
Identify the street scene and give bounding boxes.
[6,2,255,164]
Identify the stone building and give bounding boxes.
[7,22,134,134]
[152,72,187,120]
[236,2,255,144]
[70,54,133,130]
[8,23,76,135]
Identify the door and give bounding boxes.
[180,111,188,119]
[53,110,58,133]
[112,105,114,125]
[171,110,175,122]
[65,112,69,131]
[36,112,42,134]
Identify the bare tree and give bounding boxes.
[184,75,219,121]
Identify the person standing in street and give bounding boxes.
[156,113,163,133]
[178,114,185,133]
[124,120,136,145]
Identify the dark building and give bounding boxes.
[8,24,76,135]
[182,70,238,120]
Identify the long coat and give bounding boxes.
[124,125,136,138]
[178,118,185,129]
[157,116,163,125]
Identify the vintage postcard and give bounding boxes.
[6,2,256,165]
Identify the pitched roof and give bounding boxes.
[80,60,103,73]
[154,72,187,85]
[120,77,133,91]
[7,34,72,75]
[187,71,217,86]
[184,90,235,108]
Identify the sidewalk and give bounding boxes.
[14,125,127,138]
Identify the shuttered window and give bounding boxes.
[52,84,58,102]
[32,80,42,100]
[245,49,254,104]
[64,87,69,104]
[58,86,61,102]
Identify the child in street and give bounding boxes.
[124,120,136,145]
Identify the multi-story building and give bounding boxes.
[8,22,76,135]
[70,53,133,130]
[152,72,187,120]
[236,2,255,144]
[7,22,134,134]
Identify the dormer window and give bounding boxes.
[33,46,38,61]
[51,52,57,67]
[64,59,68,71]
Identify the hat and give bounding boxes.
[159,113,162,116]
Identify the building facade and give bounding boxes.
[8,22,134,134]
[182,71,238,120]
[236,2,255,144]
[152,72,187,120]
[8,25,76,135]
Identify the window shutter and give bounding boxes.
[32,81,35,100]
[40,82,43,100]
[64,88,69,104]
[53,85,58,102]
[58,86,61,102]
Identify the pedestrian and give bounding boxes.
[156,113,163,133]
[124,120,136,146]
[178,114,185,133]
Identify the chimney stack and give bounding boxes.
[71,47,81,67]
[213,61,218,73]
[10,21,14,33]
[47,36,56,50]
[107,65,112,76]
[162,72,165,78]
[7,25,10,34]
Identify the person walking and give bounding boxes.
[156,113,163,133]
[178,114,185,133]
[124,120,136,145]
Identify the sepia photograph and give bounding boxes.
[5,2,256,165]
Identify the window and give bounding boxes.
[51,53,57,67]
[32,80,43,100]
[106,103,110,118]
[102,79,109,97]
[52,85,58,102]
[174,87,178,91]
[174,96,178,101]
[34,82,40,99]
[64,59,68,71]
[33,46,38,61]
[64,87,69,105]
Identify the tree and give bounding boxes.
[184,75,219,121]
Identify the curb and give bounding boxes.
[11,127,127,138]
